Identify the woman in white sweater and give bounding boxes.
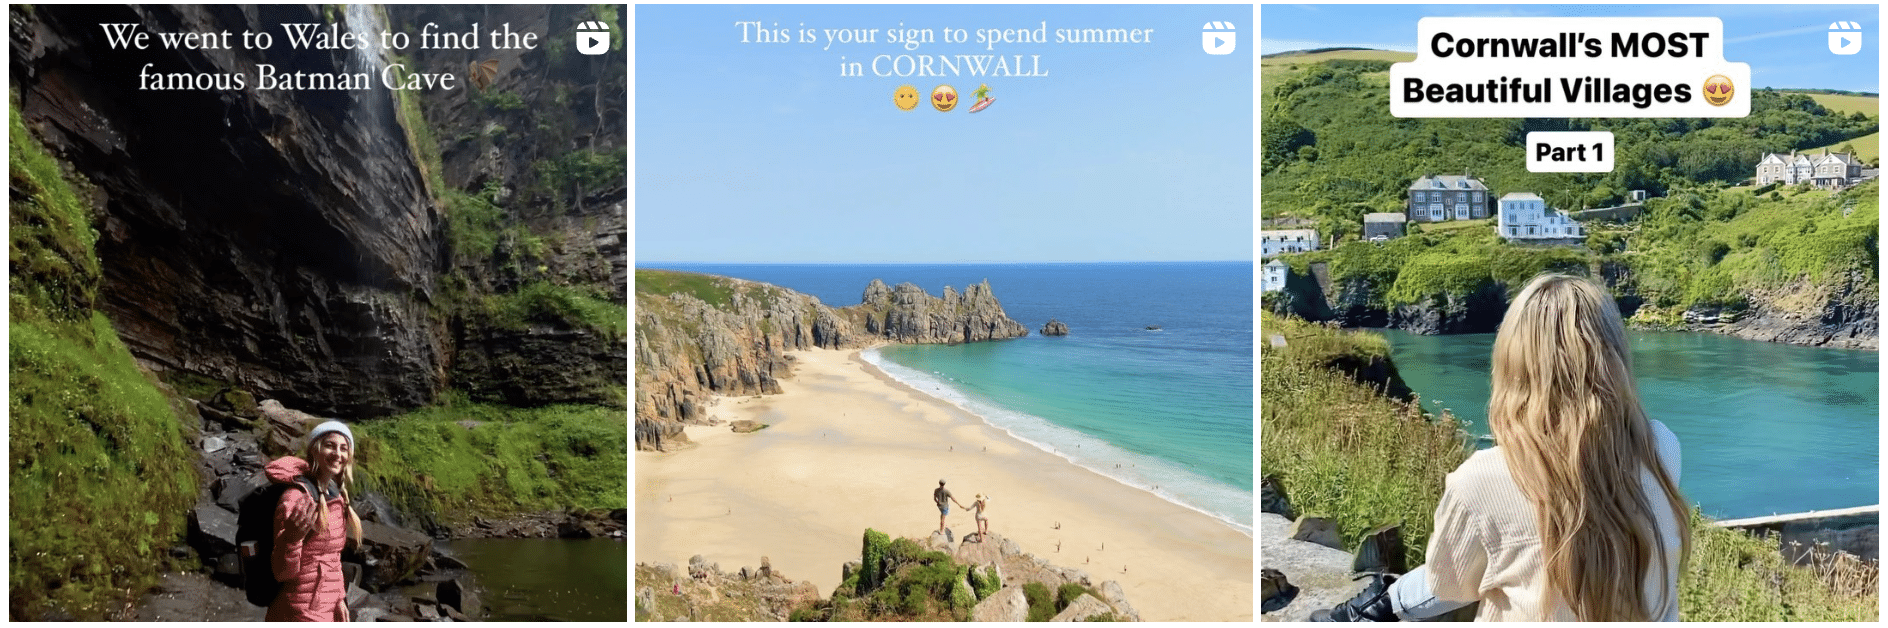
[1315,274,1691,622]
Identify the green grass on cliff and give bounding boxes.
[1261,313,1470,569]
[1261,314,1878,620]
[635,268,741,307]
[354,399,626,533]
[9,101,199,620]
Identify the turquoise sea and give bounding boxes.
[649,263,1255,533]
[1376,329,1878,520]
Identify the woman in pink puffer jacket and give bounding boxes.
[266,421,363,622]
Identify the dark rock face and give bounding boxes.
[14,5,445,417]
[1686,272,1879,351]
[1041,319,1070,336]
[1387,282,1507,335]
[450,325,627,407]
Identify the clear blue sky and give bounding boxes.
[1261,4,1880,93]
[636,5,1254,263]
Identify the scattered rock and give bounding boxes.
[1260,513,1368,622]
[1260,567,1298,614]
[438,576,480,617]
[434,554,469,571]
[636,586,656,615]
[1290,516,1343,551]
[1260,475,1296,519]
[927,530,955,552]
[202,436,228,453]
[999,537,1023,556]
[1041,319,1070,336]
[359,521,434,590]
[1097,580,1140,621]
[970,585,1029,622]
[688,555,718,579]
[1352,524,1405,574]
[187,500,240,562]
[759,556,772,579]
[1049,593,1114,621]
[729,420,765,433]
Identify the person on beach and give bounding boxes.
[970,494,991,541]
[1314,274,1689,622]
[267,421,364,622]
[934,479,966,535]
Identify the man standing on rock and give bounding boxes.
[934,479,966,537]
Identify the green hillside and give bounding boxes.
[1261,55,1879,240]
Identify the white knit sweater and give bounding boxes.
[1423,420,1684,621]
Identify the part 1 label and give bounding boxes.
[1526,131,1615,173]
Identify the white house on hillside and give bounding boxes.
[1497,193,1584,242]
[1261,229,1319,258]
[1755,149,1863,189]
[1262,259,1289,293]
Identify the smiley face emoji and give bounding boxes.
[931,85,958,112]
[1702,74,1734,107]
[893,84,920,111]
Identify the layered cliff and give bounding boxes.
[635,270,1029,450]
[11,4,626,619]
[847,279,1032,344]
[14,4,441,416]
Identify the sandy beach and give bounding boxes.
[635,348,1253,621]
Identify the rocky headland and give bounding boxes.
[635,270,1029,450]
[1273,259,1877,350]
[635,531,1140,622]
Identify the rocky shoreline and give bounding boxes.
[1274,261,1877,350]
[173,392,622,622]
[635,271,1030,451]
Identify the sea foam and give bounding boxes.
[864,347,1254,535]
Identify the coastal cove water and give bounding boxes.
[1375,329,1878,520]
[436,539,628,621]
[647,263,1255,532]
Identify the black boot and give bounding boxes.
[1309,572,1399,622]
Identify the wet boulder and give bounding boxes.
[438,577,481,617]
[359,521,433,589]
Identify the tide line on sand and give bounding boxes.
[634,347,1255,622]
[860,346,1255,537]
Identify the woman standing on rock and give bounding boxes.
[267,421,364,621]
[1315,274,1690,622]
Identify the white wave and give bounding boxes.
[864,347,1254,536]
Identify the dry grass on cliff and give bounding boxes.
[1683,516,1878,621]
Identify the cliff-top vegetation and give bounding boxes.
[10,98,199,620]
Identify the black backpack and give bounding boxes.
[235,475,318,607]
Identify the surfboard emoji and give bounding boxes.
[969,97,994,113]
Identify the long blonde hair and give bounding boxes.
[1487,274,1691,621]
[304,435,365,546]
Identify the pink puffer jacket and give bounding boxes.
[263,456,349,622]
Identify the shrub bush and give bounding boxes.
[860,529,890,592]
[1023,582,1056,621]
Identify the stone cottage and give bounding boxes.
[1362,213,1406,241]
[1755,149,1864,189]
[1407,174,1489,223]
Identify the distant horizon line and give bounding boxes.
[637,260,1255,266]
